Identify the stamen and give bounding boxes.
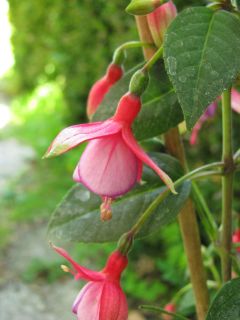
[61,264,76,276]
[100,197,113,221]
[61,264,71,273]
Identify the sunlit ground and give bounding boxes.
[0,0,14,129]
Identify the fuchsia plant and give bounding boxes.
[45,0,240,319]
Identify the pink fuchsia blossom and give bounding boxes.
[45,92,175,220]
[190,88,240,145]
[52,244,128,320]
[147,0,177,48]
[87,63,123,119]
[232,229,240,253]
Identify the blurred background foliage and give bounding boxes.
[0,0,239,318]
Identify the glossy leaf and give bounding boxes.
[206,278,240,320]
[93,62,183,140]
[48,153,191,243]
[164,7,240,129]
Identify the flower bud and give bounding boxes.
[126,0,163,15]
[162,303,176,320]
[147,1,177,47]
[129,69,149,96]
[113,47,126,66]
[87,63,123,119]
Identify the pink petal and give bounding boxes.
[76,282,104,319]
[52,244,104,282]
[189,122,202,146]
[74,281,127,320]
[99,282,128,320]
[74,133,140,197]
[122,128,176,194]
[44,120,122,158]
[72,283,92,314]
[231,88,240,113]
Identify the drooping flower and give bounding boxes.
[52,244,128,320]
[232,229,240,253]
[190,88,240,145]
[87,63,123,119]
[146,0,177,48]
[44,91,175,220]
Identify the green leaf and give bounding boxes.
[206,278,240,320]
[164,7,240,129]
[93,62,183,140]
[48,153,191,243]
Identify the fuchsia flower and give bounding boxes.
[87,63,123,119]
[52,244,128,320]
[189,101,218,145]
[190,88,240,145]
[45,92,175,220]
[232,229,240,253]
[147,0,177,48]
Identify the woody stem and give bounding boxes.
[135,15,209,320]
[221,88,234,282]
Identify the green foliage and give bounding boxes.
[94,62,183,140]
[8,0,138,119]
[206,278,240,320]
[9,82,67,155]
[164,7,240,129]
[21,259,66,283]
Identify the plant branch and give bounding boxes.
[135,17,209,319]
[165,128,210,320]
[130,164,223,235]
[221,88,235,282]
[139,305,189,320]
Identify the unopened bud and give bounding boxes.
[113,48,126,66]
[162,303,176,320]
[126,0,163,15]
[232,229,240,253]
[129,69,149,96]
[147,0,177,48]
